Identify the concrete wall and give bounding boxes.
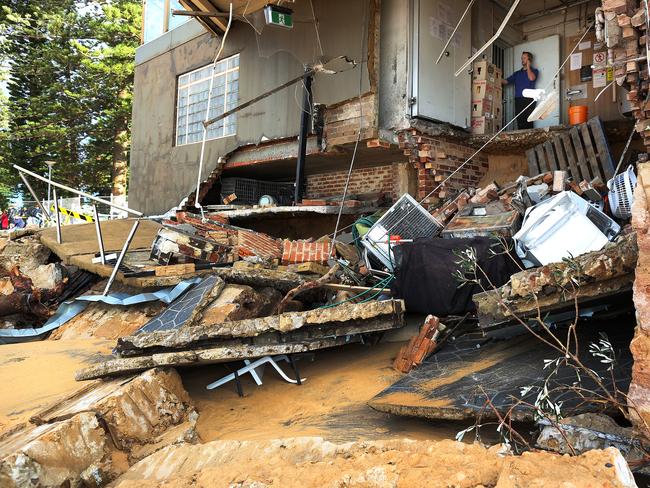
[130,0,371,215]
[378,0,410,134]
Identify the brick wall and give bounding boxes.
[325,93,378,147]
[305,164,397,200]
[282,240,332,264]
[398,130,489,206]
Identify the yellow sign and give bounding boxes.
[50,205,94,223]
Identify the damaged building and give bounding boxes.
[5,0,650,486]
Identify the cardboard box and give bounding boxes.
[472,81,497,101]
[473,61,503,85]
[472,99,493,117]
[471,116,494,135]
[473,61,498,83]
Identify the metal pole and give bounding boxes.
[294,68,313,204]
[93,205,106,265]
[103,219,140,296]
[53,188,62,244]
[18,172,51,221]
[47,165,52,207]
[203,67,317,128]
[14,165,142,217]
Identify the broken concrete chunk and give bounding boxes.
[0,236,50,273]
[536,413,646,465]
[23,263,64,290]
[0,412,110,488]
[496,447,635,488]
[199,284,281,325]
[474,233,637,326]
[76,337,359,381]
[89,368,194,449]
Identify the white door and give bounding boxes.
[410,0,472,128]
[510,35,560,128]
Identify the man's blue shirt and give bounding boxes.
[507,68,539,97]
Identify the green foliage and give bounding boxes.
[0,0,142,199]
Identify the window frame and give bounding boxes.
[175,54,240,147]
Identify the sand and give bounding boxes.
[182,341,467,444]
[0,338,113,433]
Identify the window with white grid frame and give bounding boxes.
[176,54,239,146]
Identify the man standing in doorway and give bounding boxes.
[503,51,538,130]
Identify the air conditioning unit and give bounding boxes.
[361,194,442,271]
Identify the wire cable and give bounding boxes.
[193,3,233,220]
[309,0,324,58]
[374,20,596,242]
[329,0,368,256]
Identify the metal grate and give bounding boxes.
[362,194,442,271]
[220,177,294,206]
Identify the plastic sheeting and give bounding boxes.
[0,277,202,345]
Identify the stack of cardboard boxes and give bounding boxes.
[470,60,504,135]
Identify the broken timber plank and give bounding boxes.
[557,132,581,182]
[569,125,593,181]
[543,141,558,171]
[588,117,616,180]
[551,136,568,176]
[534,145,548,173]
[525,148,540,176]
[580,122,604,182]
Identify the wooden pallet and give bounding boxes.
[525,117,615,183]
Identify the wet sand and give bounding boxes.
[182,341,466,444]
[0,339,113,433]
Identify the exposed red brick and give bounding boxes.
[282,240,332,265]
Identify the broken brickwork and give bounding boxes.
[281,240,332,265]
[398,130,489,205]
[325,94,378,147]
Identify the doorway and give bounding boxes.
[493,39,513,131]
[508,35,561,129]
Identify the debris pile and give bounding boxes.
[1,113,646,484]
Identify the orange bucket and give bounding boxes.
[569,105,588,125]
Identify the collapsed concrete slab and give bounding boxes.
[117,299,406,353]
[473,233,637,327]
[76,300,406,380]
[0,368,196,487]
[111,437,635,488]
[76,337,354,381]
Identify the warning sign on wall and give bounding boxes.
[593,51,606,69]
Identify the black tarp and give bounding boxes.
[392,237,521,316]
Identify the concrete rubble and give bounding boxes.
[0,368,196,487]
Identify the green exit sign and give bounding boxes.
[264,5,293,29]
